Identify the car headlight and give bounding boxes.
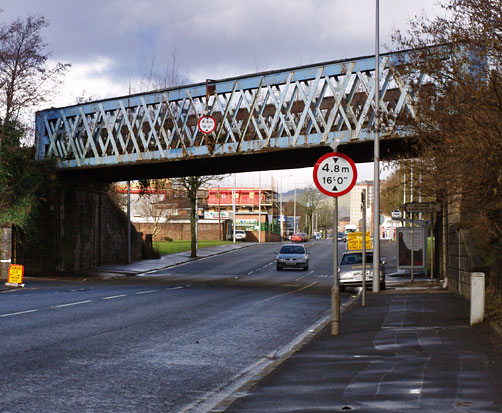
[339,271,352,279]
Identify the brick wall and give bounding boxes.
[135,221,224,241]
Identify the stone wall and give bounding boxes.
[1,179,147,276]
[444,197,486,299]
[54,180,143,272]
[0,224,12,279]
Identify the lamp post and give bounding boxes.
[258,172,262,243]
[373,0,381,293]
[280,175,283,241]
[233,175,236,243]
[293,184,297,233]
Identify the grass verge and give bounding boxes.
[153,240,233,255]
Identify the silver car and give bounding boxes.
[338,250,385,291]
[276,244,309,271]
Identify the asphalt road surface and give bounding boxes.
[0,240,348,412]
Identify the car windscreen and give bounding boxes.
[280,246,305,254]
[340,253,373,265]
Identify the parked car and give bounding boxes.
[337,232,347,242]
[275,244,309,271]
[338,250,386,291]
[234,230,246,241]
[291,233,303,243]
[301,233,309,242]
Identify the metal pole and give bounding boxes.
[195,197,198,251]
[362,189,367,307]
[218,186,221,241]
[293,185,297,233]
[280,175,283,241]
[411,167,414,282]
[411,212,415,282]
[431,212,434,281]
[258,173,262,243]
[233,176,236,243]
[372,0,381,292]
[331,196,340,335]
[403,174,407,224]
[127,181,131,264]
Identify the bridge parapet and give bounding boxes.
[35,50,421,172]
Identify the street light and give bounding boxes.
[373,0,381,292]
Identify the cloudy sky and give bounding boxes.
[2,0,445,191]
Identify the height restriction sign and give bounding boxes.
[198,115,216,134]
[313,152,357,197]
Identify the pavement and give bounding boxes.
[3,241,502,411]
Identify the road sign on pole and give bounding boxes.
[313,152,357,336]
[313,152,357,197]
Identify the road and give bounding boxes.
[0,240,348,413]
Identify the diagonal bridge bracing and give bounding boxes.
[35,50,421,181]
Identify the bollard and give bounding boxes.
[470,272,485,326]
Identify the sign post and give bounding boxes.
[314,152,357,336]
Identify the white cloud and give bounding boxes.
[51,57,134,107]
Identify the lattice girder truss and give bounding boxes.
[35,51,422,169]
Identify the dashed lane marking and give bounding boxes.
[135,290,157,295]
[101,294,127,300]
[0,309,38,318]
[55,300,93,308]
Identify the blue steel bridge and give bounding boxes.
[35,50,421,182]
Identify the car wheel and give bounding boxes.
[276,265,282,271]
[380,280,386,290]
[339,285,345,292]
[303,265,309,271]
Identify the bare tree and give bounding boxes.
[134,43,188,92]
[298,184,325,237]
[173,175,224,258]
[0,14,69,146]
[136,191,174,240]
[391,0,502,292]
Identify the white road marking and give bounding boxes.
[0,309,38,318]
[295,273,310,281]
[135,290,157,295]
[178,310,331,413]
[101,294,127,300]
[254,282,318,305]
[165,286,184,291]
[55,300,93,308]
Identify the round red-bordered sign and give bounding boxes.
[313,152,357,197]
[198,115,216,134]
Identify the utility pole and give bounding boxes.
[258,173,262,243]
[127,181,131,264]
[362,189,367,307]
[233,176,236,243]
[372,0,381,292]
